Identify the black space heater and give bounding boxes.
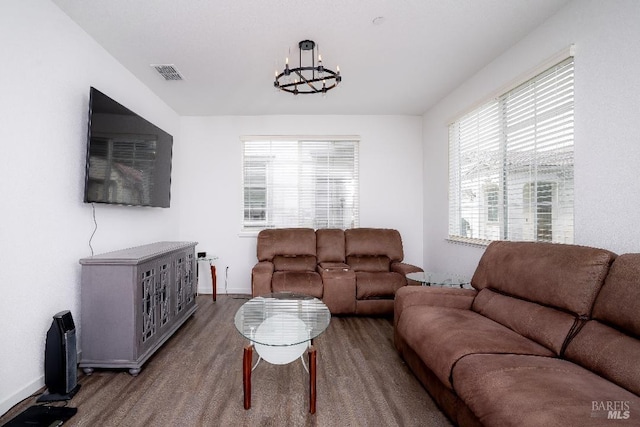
[37,310,81,402]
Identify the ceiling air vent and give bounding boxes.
[151,64,184,81]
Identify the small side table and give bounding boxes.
[406,271,472,289]
[197,256,218,301]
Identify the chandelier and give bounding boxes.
[274,40,341,95]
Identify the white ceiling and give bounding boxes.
[51,0,571,116]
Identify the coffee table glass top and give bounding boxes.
[234,292,331,347]
[406,271,472,289]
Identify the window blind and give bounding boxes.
[242,138,359,231]
[449,57,574,244]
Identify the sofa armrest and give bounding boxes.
[251,261,274,296]
[391,262,424,285]
[318,264,356,314]
[393,286,477,330]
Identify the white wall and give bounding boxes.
[422,0,640,275]
[175,115,424,294]
[0,1,181,414]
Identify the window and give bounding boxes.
[242,137,359,231]
[243,158,267,223]
[449,56,574,245]
[524,181,557,242]
[485,184,499,223]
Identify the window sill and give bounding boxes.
[446,237,491,248]
[239,231,260,238]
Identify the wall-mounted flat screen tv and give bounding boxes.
[83,87,173,208]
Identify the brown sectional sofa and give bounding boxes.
[251,227,422,315]
[394,241,640,426]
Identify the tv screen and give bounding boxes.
[83,87,173,208]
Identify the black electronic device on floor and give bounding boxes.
[1,405,77,426]
[37,311,80,402]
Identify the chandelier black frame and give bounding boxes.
[274,40,341,95]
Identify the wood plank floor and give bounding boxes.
[1,295,452,427]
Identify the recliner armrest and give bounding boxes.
[251,261,274,296]
[391,262,423,285]
[318,265,356,314]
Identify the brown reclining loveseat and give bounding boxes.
[251,228,422,315]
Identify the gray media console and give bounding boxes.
[79,241,198,376]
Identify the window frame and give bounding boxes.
[448,53,574,246]
[241,136,360,233]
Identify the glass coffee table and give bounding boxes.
[406,271,472,289]
[234,292,331,414]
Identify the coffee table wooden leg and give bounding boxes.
[308,345,317,414]
[243,344,253,409]
[211,265,217,302]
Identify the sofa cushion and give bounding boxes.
[396,306,554,389]
[272,255,316,272]
[592,253,640,337]
[345,228,404,262]
[347,255,390,272]
[257,228,316,261]
[316,228,345,263]
[271,271,323,298]
[355,271,405,299]
[472,288,576,355]
[471,241,615,317]
[565,321,640,397]
[563,254,640,396]
[452,354,640,427]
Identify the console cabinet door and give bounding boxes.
[184,251,196,308]
[173,250,196,319]
[138,260,159,356]
[156,256,173,337]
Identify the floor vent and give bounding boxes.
[151,64,184,81]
